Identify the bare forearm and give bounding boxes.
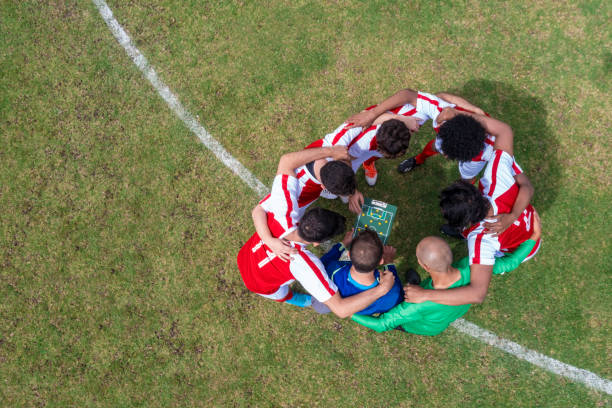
[421,284,487,306]
[252,205,274,242]
[436,93,484,114]
[326,287,386,318]
[369,88,418,116]
[511,175,534,219]
[277,147,333,175]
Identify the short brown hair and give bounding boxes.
[349,229,383,273]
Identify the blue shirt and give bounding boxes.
[320,243,404,315]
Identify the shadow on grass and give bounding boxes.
[449,79,561,213]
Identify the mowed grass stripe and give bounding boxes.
[92,0,612,396]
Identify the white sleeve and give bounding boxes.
[416,92,455,128]
[291,249,338,302]
[468,230,499,266]
[323,123,362,147]
[458,160,487,180]
[259,174,301,236]
[348,126,380,171]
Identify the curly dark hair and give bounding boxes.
[349,229,384,273]
[376,119,412,158]
[439,180,490,229]
[297,207,346,243]
[320,160,356,196]
[438,114,486,161]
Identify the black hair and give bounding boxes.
[376,119,412,158]
[320,160,356,196]
[297,207,346,243]
[439,180,490,229]
[349,229,384,273]
[438,114,486,161]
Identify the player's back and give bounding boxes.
[237,232,295,295]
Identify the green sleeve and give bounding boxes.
[492,239,536,275]
[351,303,425,333]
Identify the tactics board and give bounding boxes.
[353,198,398,244]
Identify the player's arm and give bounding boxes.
[251,204,296,261]
[437,108,514,156]
[277,146,351,176]
[372,112,420,132]
[484,173,534,236]
[351,302,423,332]
[492,240,536,274]
[348,189,364,215]
[324,268,396,318]
[346,88,419,129]
[404,264,493,305]
[435,93,485,115]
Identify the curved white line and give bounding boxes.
[92,0,612,395]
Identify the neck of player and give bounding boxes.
[283,230,310,245]
[431,266,461,289]
[349,266,376,286]
[313,158,326,182]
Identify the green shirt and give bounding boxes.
[351,239,537,336]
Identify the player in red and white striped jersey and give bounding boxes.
[239,198,396,317]
[253,145,355,261]
[404,151,538,306]
[305,111,415,206]
[346,88,509,181]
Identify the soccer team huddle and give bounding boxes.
[237,87,542,335]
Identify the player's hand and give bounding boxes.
[265,238,297,262]
[403,284,428,303]
[436,107,458,124]
[348,190,365,214]
[341,228,354,248]
[400,115,421,133]
[328,145,352,162]
[382,246,396,264]
[346,109,377,129]
[530,209,542,241]
[483,213,516,236]
[377,268,396,294]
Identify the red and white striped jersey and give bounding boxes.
[259,174,310,239]
[415,91,456,131]
[452,135,496,180]
[305,102,428,172]
[416,91,496,179]
[305,123,381,172]
[462,150,535,265]
[237,232,338,302]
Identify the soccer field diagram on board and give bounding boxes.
[354,198,397,244]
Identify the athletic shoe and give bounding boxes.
[397,156,419,173]
[405,268,422,285]
[363,161,378,186]
[440,224,465,240]
[285,292,312,307]
[320,189,337,200]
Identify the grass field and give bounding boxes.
[1,0,611,406]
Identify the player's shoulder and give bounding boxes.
[291,245,325,270]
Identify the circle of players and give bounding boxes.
[237,88,542,336]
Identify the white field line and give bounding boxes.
[91,0,269,198]
[92,0,612,396]
[451,319,612,394]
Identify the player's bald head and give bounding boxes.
[416,236,453,273]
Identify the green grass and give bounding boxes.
[0,0,610,406]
